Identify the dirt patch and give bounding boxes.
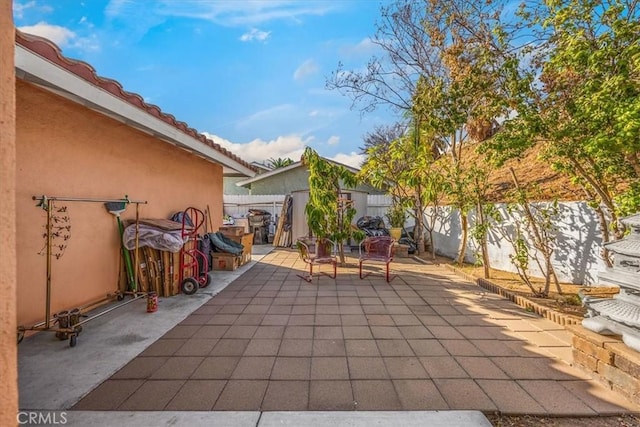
[420,254,619,319]
[487,414,640,427]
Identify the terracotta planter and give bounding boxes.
[389,227,402,240]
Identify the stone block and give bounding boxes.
[567,324,622,348]
[608,342,640,378]
[572,348,599,372]
[573,335,615,365]
[599,363,640,397]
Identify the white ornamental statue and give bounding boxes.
[582,213,640,352]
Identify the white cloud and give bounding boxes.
[327,136,340,145]
[18,22,76,47]
[13,1,36,19]
[106,0,340,27]
[203,132,308,163]
[330,152,365,169]
[240,28,271,42]
[294,59,319,81]
[17,21,100,52]
[340,37,380,57]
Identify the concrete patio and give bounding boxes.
[18,247,640,425]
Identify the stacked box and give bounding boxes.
[219,226,245,236]
[212,253,240,271]
[222,232,253,266]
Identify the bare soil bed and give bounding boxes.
[424,255,619,319]
[487,414,640,427]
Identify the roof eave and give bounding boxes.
[15,43,256,178]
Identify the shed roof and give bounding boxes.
[15,29,256,178]
[236,157,359,188]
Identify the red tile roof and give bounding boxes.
[15,29,256,173]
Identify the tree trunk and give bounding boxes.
[476,201,491,279]
[510,168,559,293]
[456,212,468,265]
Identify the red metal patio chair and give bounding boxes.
[359,236,396,282]
[295,237,338,283]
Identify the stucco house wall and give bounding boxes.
[16,81,226,327]
[0,0,18,421]
[13,32,255,328]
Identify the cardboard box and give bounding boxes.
[212,253,240,271]
[225,232,253,266]
[219,226,245,236]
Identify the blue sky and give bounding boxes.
[13,0,398,168]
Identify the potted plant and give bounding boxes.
[386,203,406,240]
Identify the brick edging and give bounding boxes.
[443,264,582,327]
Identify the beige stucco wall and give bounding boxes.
[16,81,224,327]
[1,0,18,423]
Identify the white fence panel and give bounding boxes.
[223,194,286,219]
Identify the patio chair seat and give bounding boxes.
[359,236,395,282]
[296,237,338,283]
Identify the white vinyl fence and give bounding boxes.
[224,195,606,285]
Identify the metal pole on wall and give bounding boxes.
[44,199,53,329]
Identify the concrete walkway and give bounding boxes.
[18,248,640,425]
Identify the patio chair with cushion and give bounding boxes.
[358,236,396,282]
[295,237,338,283]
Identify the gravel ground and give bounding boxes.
[487,414,640,426]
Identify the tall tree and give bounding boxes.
[302,147,360,264]
[483,0,640,265]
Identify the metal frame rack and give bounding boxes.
[17,195,147,347]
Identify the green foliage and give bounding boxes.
[267,157,294,169]
[302,147,359,264]
[386,203,407,228]
[485,0,639,232]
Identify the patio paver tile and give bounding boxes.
[191,356,239,379]
[315,326,343,340]
[161,325,200,339]
[253,326,285,339]
[439,339,483,356]
[164,380,226,411]
[476,379,547,414]
[209,339,250,356]
[370,326,403,339]
[348,357,389,379]
[341,315,369,326]
[407,339,449,356]
[310,357,350,380]
[193,325,230,339]
[72,380,143,410]
[111,357,168,379]
[517,380,597,415]
[279,339,313,357]
[345,340,380,357]
[455,356,509,379]
[231,356,276,380]
[243,339,282,356]
[213,380,268,410]
[139,339,186,357]
[351,380,402,410]
[419,356,469,379]
[222,325,259,339]
[309,380,355,410]
[118,380,184,410]
[375,339,415,357]
[313,339,346,357]
[383,357,429,379]
[271,357,311,380]
[393,379,449,410]
[342,326,373,339]
[150,357,204,380]
[283,326,314,339]
[261,380,309,411]
[433,378,497,412]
